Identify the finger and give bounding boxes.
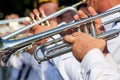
[49,19,57,28]
[39,8,46,18]
[74,14,80,20]
[72,32,92,40]
[88,7,103,33]
[33,9,41,20]
[88,7,97,16]
[78,10,88,19]
[29,13,36,22]
[72,32,84,37]
[88,7,101,25]
[64,35,76,43]
[40,8,50,26]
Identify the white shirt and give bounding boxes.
[111,44,120,67]
[81,48,120,80]
[102,4,120,64]
[52,46,120,80]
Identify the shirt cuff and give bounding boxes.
[81,48,106,74]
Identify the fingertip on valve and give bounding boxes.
[64,35,76,43]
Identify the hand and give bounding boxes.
[29,8,58,44]
[64,32,106,62]
[32,20,57,44]
[29,8,58,32]
[74,7,104,34]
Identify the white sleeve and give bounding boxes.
[81,48,120,80]
[105,54,120,72]
[111,44,120,65]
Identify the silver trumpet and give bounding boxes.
[0,7,120,64]
[0,1,85,64]
[0,6,120,64]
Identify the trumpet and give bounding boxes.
[0,7,120,64]
[0,6,120,64]
[0,1,85,64]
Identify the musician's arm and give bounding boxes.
[81,48,120,80]
[64,32,120,80]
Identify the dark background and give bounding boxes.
[0,0,36,19]
[0,0,81,19]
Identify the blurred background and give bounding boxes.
[0,0,36,20]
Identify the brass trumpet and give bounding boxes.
[0,6,119,64]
